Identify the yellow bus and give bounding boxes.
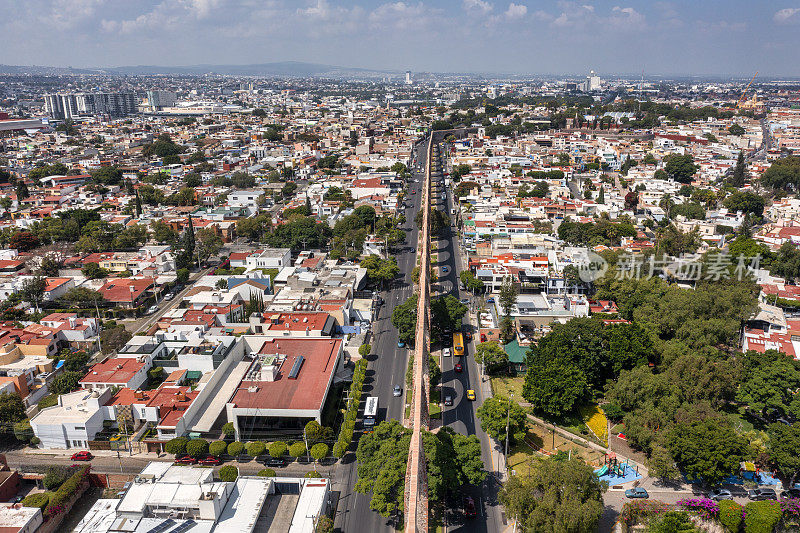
[453,332,465,357]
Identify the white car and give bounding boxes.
[163,293,174,301]
[442,348,451,357]
[147,305,159,315]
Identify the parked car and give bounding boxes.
[200,456,222,466]
[397,341,405,348]
[708,489,734,501]
[625,488,649,499]
[466,389,476,401]
[464,496,477,518]
[444,395,453,406]
[454,362,463,372]
[163,293,175,301]
[781,488,800,499]
[464,331,472,341]
[70,451,93,461]
[486,297,495,303]
[393,385,403,397]
[147,305,160,315]
[748,488,777,501]
[442,348,451,357]
[174,455,198,465]
[262,457,286,467]
[441,266,449,274]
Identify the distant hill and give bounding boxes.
[0,61,395,78]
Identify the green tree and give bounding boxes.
[209,440,227,457]
[476,396,527,445]
[766,423,800,483]
[196,228,223,265]
[730,151,747,188]
[289,441,307,459]
[666,418,746,486]
[474,341,509,374]
[246,441,266,457]
[50,371,83,394]
[269,441,288,458]
[722,191,764,218]
[523,357,588,418]
[165,437,189,456]
[391,294,418,346]
[227,441,244,457]
[664,154,697,184]
[355,420,411,519]
[498,276,518,316]
[0,393,26,425]
[500,457,605,533]
[185,438,209,458]
[761,156,800,191]
[218,465,238,482]
[729,124,745,136]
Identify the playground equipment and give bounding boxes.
[602,453,635,478]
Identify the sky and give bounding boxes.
[1,0,799,77]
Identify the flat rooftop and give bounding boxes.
[230,338,341,412]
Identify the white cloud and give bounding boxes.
[609,6,645,28]
[463,0,493,15]
[504,2,527,20]
[774,7,800,23]
[369,2,442,31]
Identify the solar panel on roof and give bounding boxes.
[146,519,176,533]
[169,520,196,533]
[288,355,304,379]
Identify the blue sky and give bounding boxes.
[1,0,798,76]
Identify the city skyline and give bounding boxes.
[1,0,799,77]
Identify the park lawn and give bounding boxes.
[429,402,442,419]
[490,376,525,400]
[580,404,608,446]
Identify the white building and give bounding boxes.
[30,388,113,449]
[75,462,331,533]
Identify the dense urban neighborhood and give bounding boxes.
[1,68,800,533]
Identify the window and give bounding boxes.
[74,426,86,431]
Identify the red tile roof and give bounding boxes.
[80,357,146,385]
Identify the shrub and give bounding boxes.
[222,422,235,439]
[30,436,40,446]
[269,441,288,458]
[42,466,71,490]
[209,440,227,457]
[289,442,307,458]
[44,465,90,518]
[602,402,624,422]
[305,470,323,478]
[310,443,329,461]
[227,441,244,457]
[13,419,32,443]
[620,499,670,525]
[257,468,276,477]
[22,492,49,509]
[316,515,334,533]
[744,501,782,533]
[719,500,744,532]
[358,343,371,357]
[677,498,719,520]
[332,441,347,458]
[218,465,238,482]
[246,441,266,457]
[165,437,189,456]
[147,367,164,381]
[185,438,209,458]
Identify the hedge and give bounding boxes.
[289,442,307,458]
[246,441,266,457]
[719,500,743,532]
[269,441,288,458]
[227,441,244,457]
[744,501,782,533]
[44,465,90,519]
[257,468,276,477]
[22,492,49,510]
[209,440,227,457]
[219,465,238,482]
[333,358,368,457]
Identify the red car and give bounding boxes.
[200,456,222,466]
[454,363,463,372]
[174,455,198,465]
[464,496,477,518]
[464,331,472,342]
[70,451,93,461]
